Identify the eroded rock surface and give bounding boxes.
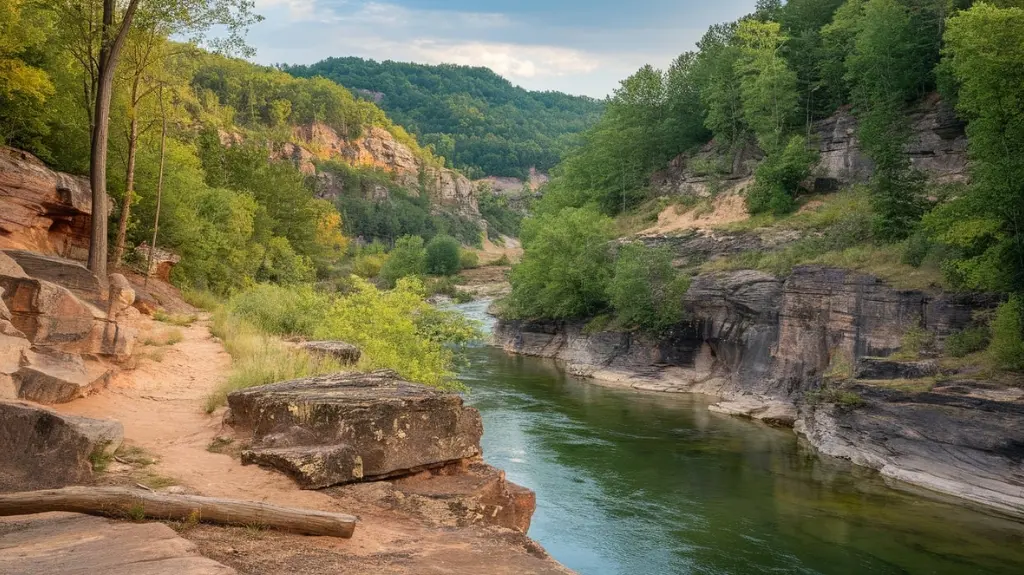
[0,147,96,259]
[228,370,483,488]
[798,386,1024,517]
[0,514,235,575]
[0,401,122,491]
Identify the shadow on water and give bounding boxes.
[452,301,1024,575]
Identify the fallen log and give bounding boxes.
[0,486,356,538]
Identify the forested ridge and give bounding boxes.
[506,0,1024,370]
[282,57,604,179]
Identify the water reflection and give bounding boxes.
[454,302,1024,575]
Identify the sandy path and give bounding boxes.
[55,317,568,574]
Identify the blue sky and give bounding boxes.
[248,1,759,97]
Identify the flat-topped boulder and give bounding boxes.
[228,370,483,488]
[0,401,122,491]
[14,349,115,404]
[299,340,361,364]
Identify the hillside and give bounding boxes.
[497,0,1024,520]
[281,57,604,179]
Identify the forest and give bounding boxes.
[506,0,1024,367]
[282,57,604,179]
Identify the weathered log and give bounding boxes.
[0,486,356,538]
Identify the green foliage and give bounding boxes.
[935,3,1024,292]
[227,284,330,336]
[945,326,990,358]
[506,207,616,319]
[845,0,938,240]
[0,0,53,148]
[378,235,426,288]
[735,20,800,151]
[425,235,461,276]
[459,250,479,270]
[989,296,1024,371]
[746,135,818,215]
[313,277,480,389]
[477,187,523,239]
[282,57,603,178]
[607,243,691,332]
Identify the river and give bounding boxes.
[452,300,1024,575]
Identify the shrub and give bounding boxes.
[459,249,480,270]
[945,326,990,358]
[378,235,426,288]
[746,135,818,215]
[227,283,330,337]
[506,207,615,319]
[314,277,480,389]
[352,253,387,278]
[489,254,511,266]
[425,235,461,276]
[607,243,690,333]
[989,296,1024,371]
[182,289,220,312]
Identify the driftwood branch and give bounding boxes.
[0,487,356,538]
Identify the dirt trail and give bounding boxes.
[55,317,567,574]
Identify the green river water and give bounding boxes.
[453,301,1024,575]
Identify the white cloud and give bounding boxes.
[254,0,320,22]
[407,41,599,79]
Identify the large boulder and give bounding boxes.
[14,349,115,404]
[228,370,483,488]
[3,249,103,304]
[0,401,123,491]
[0,514,235,574]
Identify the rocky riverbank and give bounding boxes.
[495,265,1024,519]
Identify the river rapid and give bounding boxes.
[452,300,1024,575]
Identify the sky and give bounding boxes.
[247,0,760,98]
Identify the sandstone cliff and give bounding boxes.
[0,147,97,260]
[276,123,479,217]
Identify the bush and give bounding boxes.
[425,235,461,276]
[945,326,990,358]
[459,249,480,270]
[378,235,426,288]
[227,283,330,337]
[989,296,1024,371]
[506,207,615,319]
[352,253,387,278]
[746,135,818,216]
[314,277,480,388]
[607,243,690,332]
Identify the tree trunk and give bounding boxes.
[87,0,141,276]
[0,486,356,538]
[113,111,138,267]
[145,87,167,289]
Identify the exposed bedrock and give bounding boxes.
[797,386,1024,517]
[227,370,484,488]
[496,265,1021,516]
[0,401,123,491]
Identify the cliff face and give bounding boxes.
[0,147,96,261]
[495,266,1023,517]
[278,123,479,216]
[653,94,968,197]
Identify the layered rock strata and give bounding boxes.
[496,265,1022,516]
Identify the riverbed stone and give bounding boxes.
[0,401,123,491]
[228,370,483,488]
[299,340,361,364]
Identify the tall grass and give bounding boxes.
[204,308,343,413]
